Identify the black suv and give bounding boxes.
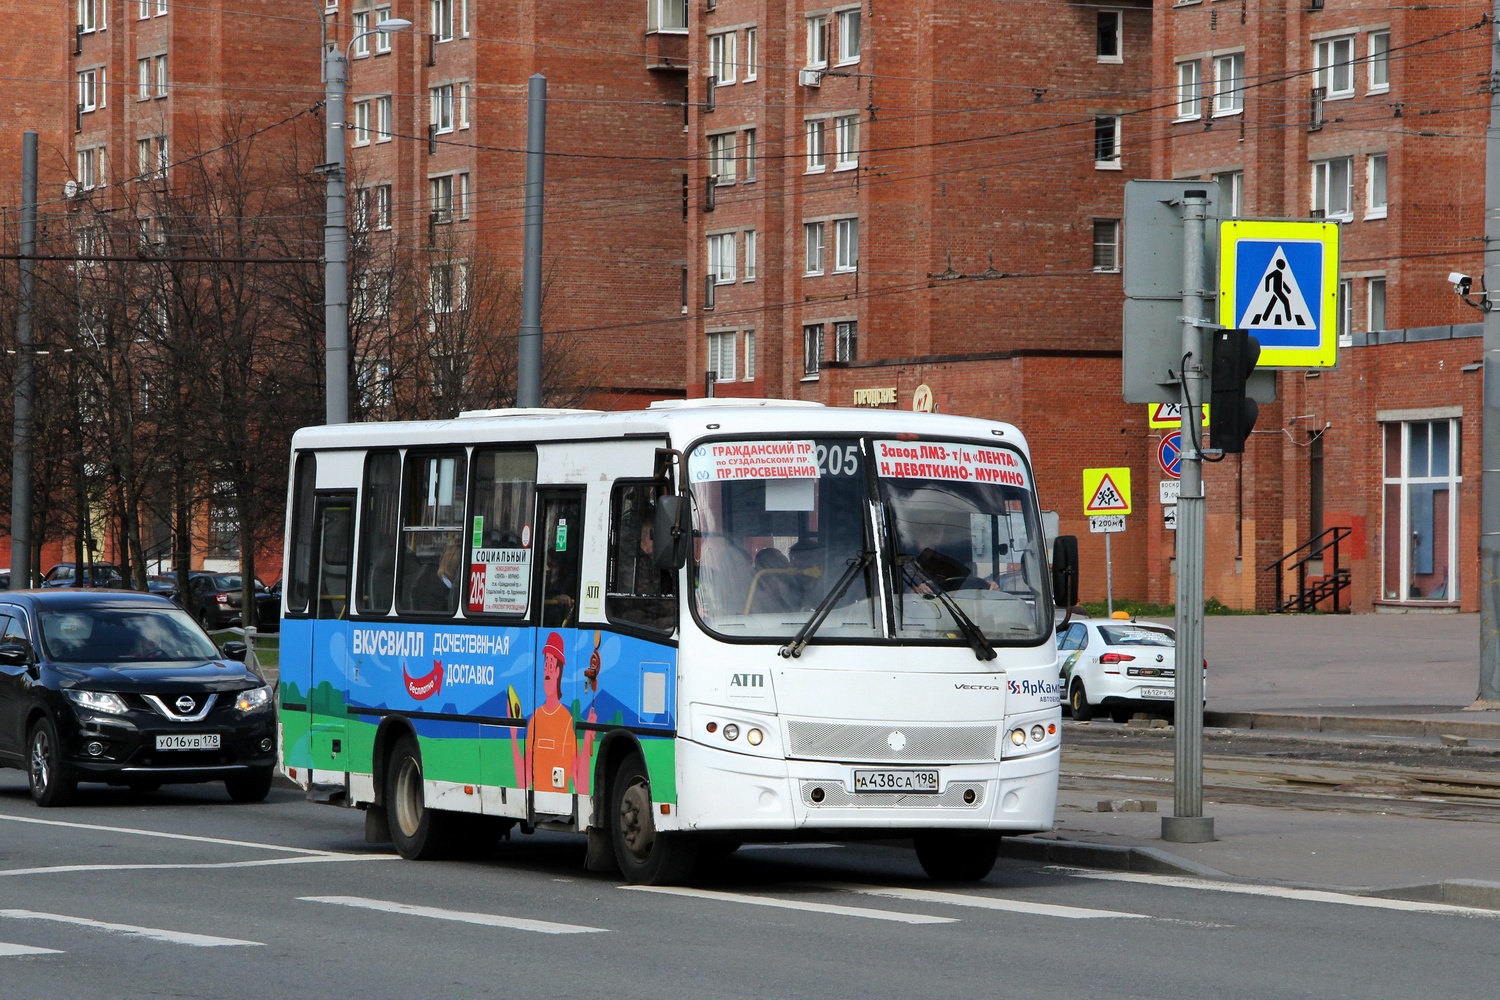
[0,590,276,805]
[41,562,126,588]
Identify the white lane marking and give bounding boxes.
[0,942,63,957]
[0,813,340,856]
[821,883,1148,920]
[1061,870,1500,919]
[301,896,607,935]
[0,910,261,947]
[621,885,957,924]
[0,854,397,877]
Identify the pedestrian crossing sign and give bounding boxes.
[1218,220,1339,369]
[1083,467,1132,516]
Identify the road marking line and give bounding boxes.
[301,896,607,935]
[0,910,262,947]
[819,883,1148,920]
[1060,870,1500,919]
[0,813,341,856]
[621,885,957,924]
[0,942,63,957]
[0,855,397,877]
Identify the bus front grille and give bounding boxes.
[785,721,998,763]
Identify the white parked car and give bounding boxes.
[1055,616,1181,723]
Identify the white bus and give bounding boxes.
[278,400,1067,884]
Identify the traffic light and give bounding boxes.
[1209,329,1260,453]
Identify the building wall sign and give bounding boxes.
[853,387,898,406]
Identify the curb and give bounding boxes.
[1002,834,1226,880]
[1365,879,1500,911]
[1203,710,1500,741]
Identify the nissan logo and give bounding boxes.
[175,696,196,713]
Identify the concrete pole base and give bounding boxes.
[1161,815,1216,843]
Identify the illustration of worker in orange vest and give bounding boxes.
[511,632,597,816]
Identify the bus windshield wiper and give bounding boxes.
[779,551,874,659]
[898,557,997,662]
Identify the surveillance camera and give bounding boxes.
[1450,272,1473,295]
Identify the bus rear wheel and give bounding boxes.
[610,755,698,885]
[386,735,454,860]
[913,831,1001,882]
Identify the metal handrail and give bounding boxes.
[1264,526,1352,613]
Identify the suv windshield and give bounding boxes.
[40,607,223,663]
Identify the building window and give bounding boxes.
[457,172,470,218]
[1313,35,1355,99]
[1369,31,1390,91]
[1382,418,1461,603]
[744,229,756,280]
[835,115,859,168]
[1368,276,1386,332]
[352,100,372,145]
[431,84,455,133]
[1092,219,1120,272]
[1097,10,1121,63]
[707,331,736,381]
[807,15,828,68]
[430,175,454,223]
[353,186,372,231]
[804,221,825,275]
[1367,152,1387,218]
[77,147,104,190]
[138,58,152,100]
[1175,60,1201,120]
[428,260,469,313]
[1093,116,1121,169]
[1215,170,1243,217]
[803,324,823,377]
[837,9,861,64]
[806,119,826,171]
[708,132,736,183]
[136,135,167,178]
[708,232,737,283]
[835,218,858,272]
[710,32,737,84]
[78,69,103,113]
[432,0,455,41]
[352,11,371,56]
[375,183,392,230]
[744,330,756,380]
[374,5,394,51]
[1213,52,1244,115]
[834,321,857,362]
[458,82,470,128]
[78,0,98,32]
[743,128,757,181]
[1312,156,1353,219]
[376,96,393,140]
[743,28,758,80]
[648,0,688,32]
[154,0,167,14]
[1336,278,1352,341]
[154,54,168,97]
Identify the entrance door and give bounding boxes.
[528,488,585,821]
[309,493,355,772]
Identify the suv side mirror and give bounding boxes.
[653,495,690,571]
[0,639,32,666]
[220,640,248,662]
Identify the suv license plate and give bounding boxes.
[1141,687,1174,700]
[156,734,221,751]
[852,769,939,793]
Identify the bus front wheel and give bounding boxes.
[387,735,454,860]
[913,831,1001,882]
[610,755,698,885]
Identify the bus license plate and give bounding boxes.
[1141,688,1174,700]
[156,733,221,751]
[853,769,939,793]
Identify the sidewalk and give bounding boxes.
[1006,612,1500,907]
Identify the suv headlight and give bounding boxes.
[234,686,272,713]
[66,689,128,715]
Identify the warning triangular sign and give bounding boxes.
[1086,473,1129,514]
[1237,246,1316,329]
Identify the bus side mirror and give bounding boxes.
[1051,535,1079,609]
[653,496,690,571]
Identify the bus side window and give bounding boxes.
[356,451,400,615]
[286,453,317,615]
[396,451,467,616]
[606,482,677,632]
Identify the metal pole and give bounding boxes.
[11,132,37,589]
[324,47,350,425]
[516,74,547,409]
[1163,190,1214,843]
[1105,530,1114,618]
[1479,0,1500,703]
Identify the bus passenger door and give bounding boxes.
[527,488,585,821]
[309,493,355,778]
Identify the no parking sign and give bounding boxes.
[1158,432,1182,479]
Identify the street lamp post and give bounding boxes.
[323,15,411,425]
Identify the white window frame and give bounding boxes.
[430,174,455,223]
[836,8,861,65]
[457,172,470,219]
[743,27,758,80]
[1096,10,1122,64]
[1093,115,1121,170]
[835,115,859,169]
[708,232,737,284]
[744,329,756,380]
[648,0,688,33]
[136,135,166,178]
[1213,52,1244,116]
[1092,219,1120,272]
[1314,35,1356,100]
[1367,152,1387,219]
[1312,156,1353,220]
[707,331,737,382]
[155,0,166,14]
[352,11,371,57]
[77,147,104,191]
[1216,170,1244,217]
[806,118,826,172]
[744,229,757,281]
[78,68,102,113]
[807,15,828,69]
[1175,60,1201,121]
[458,81,470,129]
[835,218,858,272]
[1368,276,1386,332]
[352,100,373,146]
[803,324,823,378]
[805,222,826,275]
[375,184,393,230]
[1368,31,1390,92]
[743,128,757,181]
[432,0,455,42]
[155,54,168,98]
[1381,417,1462,604]
[710,32,737,85]
[708,132,737,184]
[428,260,469,314]
[138,58,152,100]
[78,0,98,33]
[431,84,455,133]
[1337,277,1352,341]
[374,5,394,52]
[834,320,857,363]
[376,96,393,141]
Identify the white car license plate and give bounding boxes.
[1141,687,1174,700]
[852,769,939,793]
[155,733,221,751]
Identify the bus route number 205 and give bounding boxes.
[852,769,939,793]
[816,444,860,477]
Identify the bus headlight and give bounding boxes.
[1010,728,1027,746]
[746,728,764,746]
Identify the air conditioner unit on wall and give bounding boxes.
[799,69,823,88]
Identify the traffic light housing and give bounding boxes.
[1209,329,1260,453]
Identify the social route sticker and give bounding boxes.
[872,440,1031,488]
[690,441,820,481]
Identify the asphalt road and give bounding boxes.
[0,773,1498,999]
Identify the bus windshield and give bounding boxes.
[687,436,1049,647]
